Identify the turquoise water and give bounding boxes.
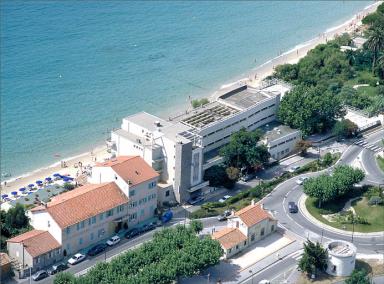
[0,1,372,178]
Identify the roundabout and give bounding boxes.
[263,128,384,254]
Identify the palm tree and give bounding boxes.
[377,53,384,79]
[365,26,384,74]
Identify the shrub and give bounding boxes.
[63,182,75,190]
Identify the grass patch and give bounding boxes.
[306,195,384,233]
[377,156,384,173]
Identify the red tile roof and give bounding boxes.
[235,203,274,227]
[212,228,247,250]
[7,230,61,258]
[31,182,128,228]
[95,156,159,186]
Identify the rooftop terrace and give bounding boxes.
[259,121,299,142]
[327,241,356,257]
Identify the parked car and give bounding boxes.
[32,270,49,281]
[240,173,255,182]
[141,222,156,233]
[217,210,232,221]
[258,280,271,284]
[161,210,173,223]
[67,253,86,265]
[87,243,107,256]
[288,166,301,173]
[106,235,121,246]
[288,201,298,213]
[296,176,309,185]
[187,195,204,205]
[47,263,68,275]
[219,195,232,203]
[125,228,141,239]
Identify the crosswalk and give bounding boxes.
[354,139,383,153]
[290,250,303,261]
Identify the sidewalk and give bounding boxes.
[298,195,384,237]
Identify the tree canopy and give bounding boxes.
[54,225,223,284]
[277,85,345,135]
[220,128,270,170]
[345,269,371,284]
[298,240,328,276]
[332,119,358,140]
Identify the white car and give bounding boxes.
[106,235,120,246]
[219,195,232,203]
[288,166,300,173]
[67,253,86,265]
[296,176,309,185]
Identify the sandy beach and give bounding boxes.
[1,1,381,196]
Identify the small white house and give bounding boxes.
[325,240,356,277]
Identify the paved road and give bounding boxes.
[264,129,384,255]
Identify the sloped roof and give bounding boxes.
[212,228,247,250]
[31,182,128,228]
[7,230,61,258]
[235,203,274,227]
[95,156,159,186]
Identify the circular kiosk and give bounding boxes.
[325,240,357,277]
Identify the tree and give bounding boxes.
[225,166,240,181]
[332,119,359,140]
[190,220,203,234]
[220,128,270,171]
[304,175,337,208]
[53,272,76,284]
[321,152,334,167]
[277,85,345,135]
[203,165,235,189]
[345,269,371,284]
[364,25,384,74]
[298,240,328,277]
[295,140,312,156]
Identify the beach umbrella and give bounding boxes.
[53,173,61,177]
[1,194,8,199]
[45,177,52,181]
[11,191,18,196]
[36,180,43,184]
[19,187,26,192]
[28,184,35,188]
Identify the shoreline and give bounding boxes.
[1,1,381,195]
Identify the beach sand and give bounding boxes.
[1,1,381,196]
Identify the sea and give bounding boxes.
[0,0,373,180]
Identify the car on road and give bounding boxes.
[87,243,107,256]
[288,166,301,173]
[141,222,157,233]
[32,270,49,281]
[125,228,141,239]
[47,263,68,275]
[187,195,204,205]
[288,201,298,213]
[217,210,231,221]
[106,235,121,246]
[219,195,232,203]
[67,253,86,265]
[258,280,271,284]
[296,176,309,185]
[240,173,255,182]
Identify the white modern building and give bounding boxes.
[109,83,287,203]
[325,240,357,277]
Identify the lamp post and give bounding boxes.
[248,269,254,284]
[351,214,355,243]
[99,229,106,261]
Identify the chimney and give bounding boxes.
[261,203,264,209]
[231,209,236,216]
[251,199,255,206]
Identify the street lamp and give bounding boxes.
[351,214,355,243]
[99,229,107,261]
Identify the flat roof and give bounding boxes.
[218,85,272,110]
[327,241,356,257]
[259,122,299,141]
[113,129,154,148]
[123,111,172,132]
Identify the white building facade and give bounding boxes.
[325,240,357,277]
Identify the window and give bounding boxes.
[129,213,137,221]
[107,209,114,217]
[81,221,85,228]
[251,234,255,241]
[92,216,96,224]
[140,209,145,216]
[76,223,80,231]
[88,218,91,226]
[148,181,157,189]
[79,238,83,245]
[244,241,247,246]
[66,227,71,235]
[130,190,135,196]
[99,212,104,221]
[47,220,50,228]
[165,190,170,197]
[228,248,232,253]
[261,228,265,236]
[118,205,124,213]
[236,245,239,250]
[271,225,274,231]
[90,233,94,241]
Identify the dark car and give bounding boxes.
[47,263,68,275]
[241,173,255,182]
[32,270,48,281]
[87,243,107,256]
[288,201,298,213]
[217,210,231,221]
[141,222,156,233]
[125,228,141,239]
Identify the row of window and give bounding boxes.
[128,193,157,208]
[34,248,61,264]
[66,205,125,235]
